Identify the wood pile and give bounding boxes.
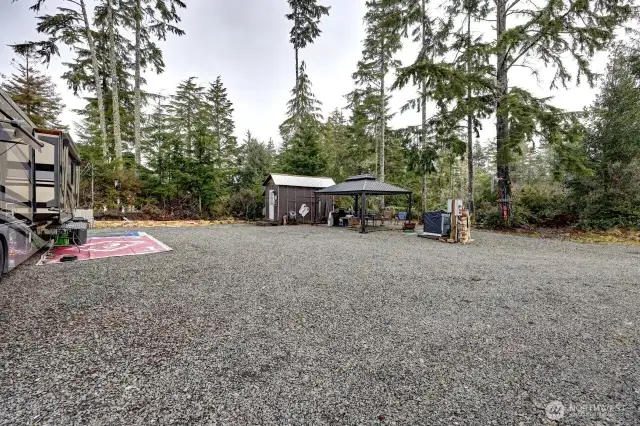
[458,212,473,244]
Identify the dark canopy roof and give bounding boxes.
[316,174,411,195]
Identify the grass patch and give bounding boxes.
[94,219,242,229]
[497,227,640,245]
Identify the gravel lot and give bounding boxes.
[1,225,639,425]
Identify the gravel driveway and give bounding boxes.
[1,225,638,425]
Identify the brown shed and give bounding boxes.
[263,174,336,224]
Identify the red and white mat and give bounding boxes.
[40,231,172,264]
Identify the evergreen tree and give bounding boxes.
[238,131,275,191]
[354,0,403,184]
[488,0,633,200]
[280,116,326,176]
[122,0,185,165]
[322,108,351,181]
[472,140,488,173]
[344,87,380,175]
[94,0,127,165]
[29,0,110,156]
[1,43,64,127]
[206,76,238,189]
[394,0,494,213]
[395,0,452,213]
[280,61,323,143]
[191,104,220,214]
[142,98,177,203]
[167,77,205,157]
[286,0,330,84]
[571,45,640,228]
[61,20,136,162]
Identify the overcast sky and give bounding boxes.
[1,0,610,147]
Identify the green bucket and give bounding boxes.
[55,232,70,246]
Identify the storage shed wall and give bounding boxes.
[264,183,333,224]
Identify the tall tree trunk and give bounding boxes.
[420,0,427,215]
[380,60,386,209]
[107,0,123,167]
[466,4,474,213]
[374,122,378,177]
[496,0,510,198]
[294,6,300,86]
[133,0,142,166]
[81,0,108,158]
[380,68,385,184]
[295,47,299,86]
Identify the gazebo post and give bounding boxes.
[360,192,366,234]
[354,194,359,215]
[408,193,413,223]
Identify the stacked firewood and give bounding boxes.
[458,212,472,244]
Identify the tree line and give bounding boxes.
[3,0,639,228]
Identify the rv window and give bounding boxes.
[36,170,54,180]
[37,135,59,145]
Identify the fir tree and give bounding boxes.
[237,131,275,191]
[106,0,123,165]
[142,98,175,200]
[489,0,633,198]
[167,77,205,157]
[206,76,238,188]
[395,0,452,213]
[280,116,326,176]
[571,44,640,227]
[344,87,381,175]
[354,0,403,184]
[278,63,326,177]
[122,0,185,165]
[61,21,136,162]
[1,43,64,127]
[29,0,110,156]
[286,0,330,84]
[280,61,323,143]
[322,108,351,181]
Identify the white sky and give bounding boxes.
[1,0,611,147]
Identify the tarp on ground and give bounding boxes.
[40,231,172,264]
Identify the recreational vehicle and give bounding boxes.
[0,89,81,277]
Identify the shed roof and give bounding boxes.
[263,173,335,188]
[316,174,411,195]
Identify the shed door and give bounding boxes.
[268,190,275,220]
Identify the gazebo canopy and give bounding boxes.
[315,174,411,196]
[314,174,413,233]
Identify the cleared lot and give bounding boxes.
[1,225,638,425]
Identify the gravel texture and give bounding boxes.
[1,225,639,425]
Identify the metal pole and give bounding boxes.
[408,193,413,223]
[360,192,366,234]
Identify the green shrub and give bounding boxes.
[474,182,571,228]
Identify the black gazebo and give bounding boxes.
[315,174,412,233]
